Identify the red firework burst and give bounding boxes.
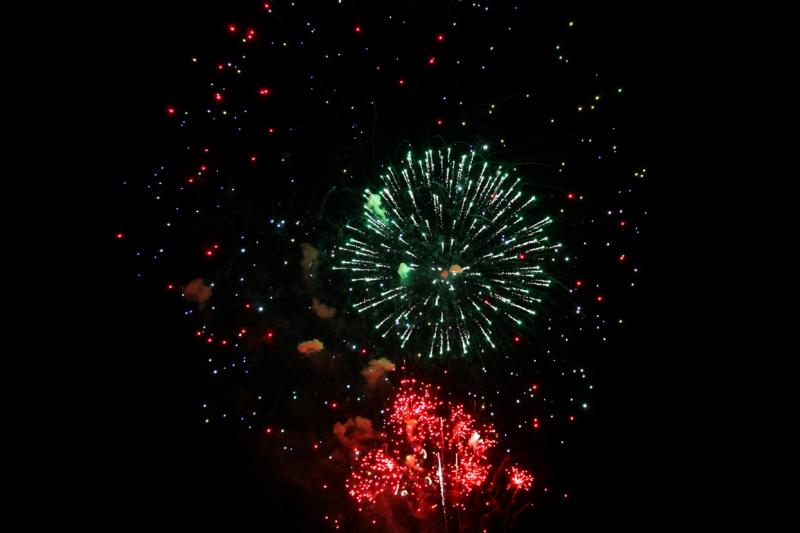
[346,379,497,510]
[507,465,534,491]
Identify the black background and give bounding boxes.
[79,1,706,529]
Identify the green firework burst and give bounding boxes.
[335,148,559,357]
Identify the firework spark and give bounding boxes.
[336,148,559,357]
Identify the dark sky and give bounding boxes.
[84,1,701,529]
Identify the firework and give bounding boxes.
[507,465,534,492]
[346,379,508,515]
[119,2,647,526]
[336,148,559,357]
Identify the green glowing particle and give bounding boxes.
[364,193,386,221]
[398,262,411,280]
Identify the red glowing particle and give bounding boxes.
[220,339,228,346]
[167,284,174,290]
[360,347,368,355]
[428,56,436,65]
[206,337,213,344]
[250,155,257,162]
[569,415,575,422]
[240,328,247,335]
[618,254,626,262]
[531,384,538,391]
[330,402,337,409]
[217,64,224,70]
[596,295,604,302]
[436,119,443,126]
[264,427,272,434]
[532,417,540,429]
[398,78,405,86]
[203,147,210,153]
[195,331,203,337]
[268,127,275,134]
[246,28,255,40]
[620,220,626,227]
[166,106,176,115]
[514,335,521,343]
[200,165,207,172]
[437,33,445,42]
[259,87,270,95]
[266,330,274,339]
[214,92,223,102]
[518,252,526,260]
[575,279,583,287]
[263,2,271,9]
[228,24,237,33]
[115,232,124,239]
[205,250,213,257]
[567,192,575,200]
[354,25,362,34]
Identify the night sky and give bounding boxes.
[88,1,688,529]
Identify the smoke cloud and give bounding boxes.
[312,297,337,319]
[297,339,324,355]
[300,243,319,277]
[361,357,396,387]
[182,278,212,308]
[333,416,375,450]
